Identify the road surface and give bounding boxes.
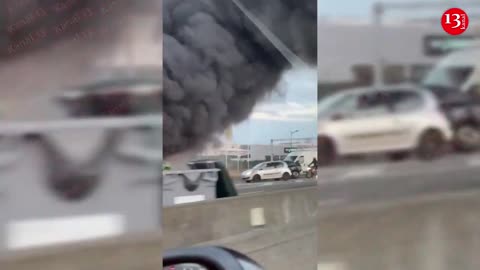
[317,152,480,207]
[235,178,317,195]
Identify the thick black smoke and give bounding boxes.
[163,0,317,157]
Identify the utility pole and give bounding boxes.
[290,130,299,148]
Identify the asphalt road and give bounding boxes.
[317,152,480,207]
[235,178,317,195]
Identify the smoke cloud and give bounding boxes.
[163,0,317,157]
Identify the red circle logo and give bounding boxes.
[441,8,469,35]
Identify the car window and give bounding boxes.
[353,92,390,117]
[327,94,358,116]
[265,162,275,168]
[252,163,265,170]
[388,90,424,113]
[272,162,283,168]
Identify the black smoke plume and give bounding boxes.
[163,0,317,157]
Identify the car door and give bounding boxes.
[273,162,286,178]
[329,91,399,154]
[260,162,276,180]
[386,90,427,149]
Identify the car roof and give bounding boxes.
[336,83,422,96]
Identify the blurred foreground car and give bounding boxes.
[317,86,453,165]
[57,78,162,117]
[241,161,292,182]
[163,246,264,270]
[187,160,238,198]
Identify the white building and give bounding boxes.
[318,21,480,86]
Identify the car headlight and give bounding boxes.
[242,170,252,176]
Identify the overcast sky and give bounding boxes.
[319,0,480,21]
[232,67,317,144]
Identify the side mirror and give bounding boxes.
[163,246,264,270]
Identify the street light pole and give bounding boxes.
[290,130,299,148]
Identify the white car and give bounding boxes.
[317,86,453,165]
[241,161,292,182]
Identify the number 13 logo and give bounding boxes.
[442,8,469,35]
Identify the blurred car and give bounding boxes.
[187,160,238,198]
[422,84,480,151]
[283,160,302,178]
[163,246,264,270]
[57,78,162,117]
[422,47,479,95]
[241,161,292,182]
[317,86,453,165]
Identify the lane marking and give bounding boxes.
[6,214,125,250]
[339,167,384,181]
[317,262,346,270]
[174,195,206,205]
[262,182,273,186]
[242,191,264,195]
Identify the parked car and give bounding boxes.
[283,149,316,172]
[284,160,302,178]
[317,86,453,165]
[241,161,291,182]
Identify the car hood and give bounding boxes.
[241,169,253,175]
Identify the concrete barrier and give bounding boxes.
[317,191,480,270]
[1,187,317,269]
[163,187,319,270]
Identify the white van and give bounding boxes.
[284,149,317,172]
[422,47,480,95]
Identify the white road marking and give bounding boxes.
[242,191,264,195]
[262,182,273,186]
[295,179,305,183]
[338,167,384,181]
[317,262,345,270]
[6,214,125,250]
[174,195,206,205]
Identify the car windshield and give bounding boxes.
[252,163,265,170]
[284,155,298,162]
[318,93,347,116]
[422,66,474,90]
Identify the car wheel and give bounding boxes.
[252,174,261,182]
[282,172,290,181]
[292,170,300,178]
[416,129,445,160]
[318,136,336,166]
[388,151,409,162]
[453,124,480,152]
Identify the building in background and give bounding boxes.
[318,20,480,97]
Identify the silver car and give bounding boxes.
[241,161,292,182]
